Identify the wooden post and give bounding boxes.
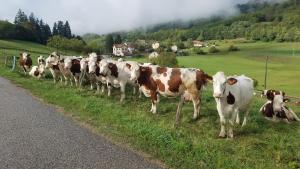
[264,56,269,90]
[11,56,16,71]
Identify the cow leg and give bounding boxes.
[242,110,249,127]
[120,82,126,102]
[138,88,142,98]
[192,97,200,120]
[236,112,240,124]
[219,115,226,138]
[150,91,158,114]
[107,83,112,97]
[175,95,185,128]
[228,118,234,138]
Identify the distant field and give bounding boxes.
[0,40,300,169]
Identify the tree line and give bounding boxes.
[0,9,76,44]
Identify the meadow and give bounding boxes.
[0,40,299,169]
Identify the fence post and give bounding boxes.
[11,56,16,71]
[264,56,269,90]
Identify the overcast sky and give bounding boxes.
[0,0,283,35]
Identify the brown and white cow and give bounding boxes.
[130,65,212,125]
[260,90,300,122]
[64,57,81,86]
[45,52,63,84]
[212,72,254,138]
[29,56,46,78]
[19,52,32,74]
[98,59,140,101]
[87,53,107,93]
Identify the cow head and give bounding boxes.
[37,55,45,66]
[213,72,237,98]
[45,53,59,68]
[128,62,141,81]
[98,59,110,75]
[20,52,30,60]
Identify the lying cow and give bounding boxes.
[260,90,300,122]
[29,56,46,78]
[212,72,254,138]
[129,64,212,125]
[19,52,32,74]
[98,59,140,101]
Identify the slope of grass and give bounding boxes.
[0,40,300,169]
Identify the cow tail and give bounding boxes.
[288,107,300,121]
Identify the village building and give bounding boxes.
[112,43,136,57]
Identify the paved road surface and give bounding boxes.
[0,77,162,169]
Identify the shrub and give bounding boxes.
[208,46,220,53]
[193,48,206,55]
[228,45,239,52]
[150,52,178,67]
[177,50,189,56]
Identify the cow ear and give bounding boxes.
[227,78,237,85]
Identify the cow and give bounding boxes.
[87,53,107,93]
[212,72,254,138]
[79,57,95,88]
[64,57,81,87]
[45,52,63,84]
[45,52,80,86]
[19,52,32,74]
[29,56,46,78]
[129,65,212,126]
[98,59,141,102]
[260,90,300,122]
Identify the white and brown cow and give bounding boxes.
[98,59,140,101]
[19,52,32,74]
[130,65,212,125]
[29,56,46,78]
[212,72,254,138]
[64,57,81,87]
[260,90,300,122]
[45,52,63,84]
[87,53,107,93]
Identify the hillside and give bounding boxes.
[83,0,300,49]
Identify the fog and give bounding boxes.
[0,0,286,35]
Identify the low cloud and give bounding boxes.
[0,0,286,35]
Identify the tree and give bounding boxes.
[14,9,28,25]
[57,21,64,37]
[64,21,72,39]
[114,34,122,44]
[105,34,114,53]
[52,22,58,35]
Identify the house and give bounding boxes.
[112,43,136,57]
[193,40,205,47]
[152,42,160,50]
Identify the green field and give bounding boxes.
[0,40,300,169]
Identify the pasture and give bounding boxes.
[0,40,300,169]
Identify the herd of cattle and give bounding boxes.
[18,52,300,138]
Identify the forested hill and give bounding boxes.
[112,0,300,43]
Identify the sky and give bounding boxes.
[0,0,284,35]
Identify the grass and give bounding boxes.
[0,40,300,169]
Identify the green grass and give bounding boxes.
[0,40,300,169]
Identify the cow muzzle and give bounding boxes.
[213,93,223,98]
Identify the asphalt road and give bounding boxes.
[0,77,162,169]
